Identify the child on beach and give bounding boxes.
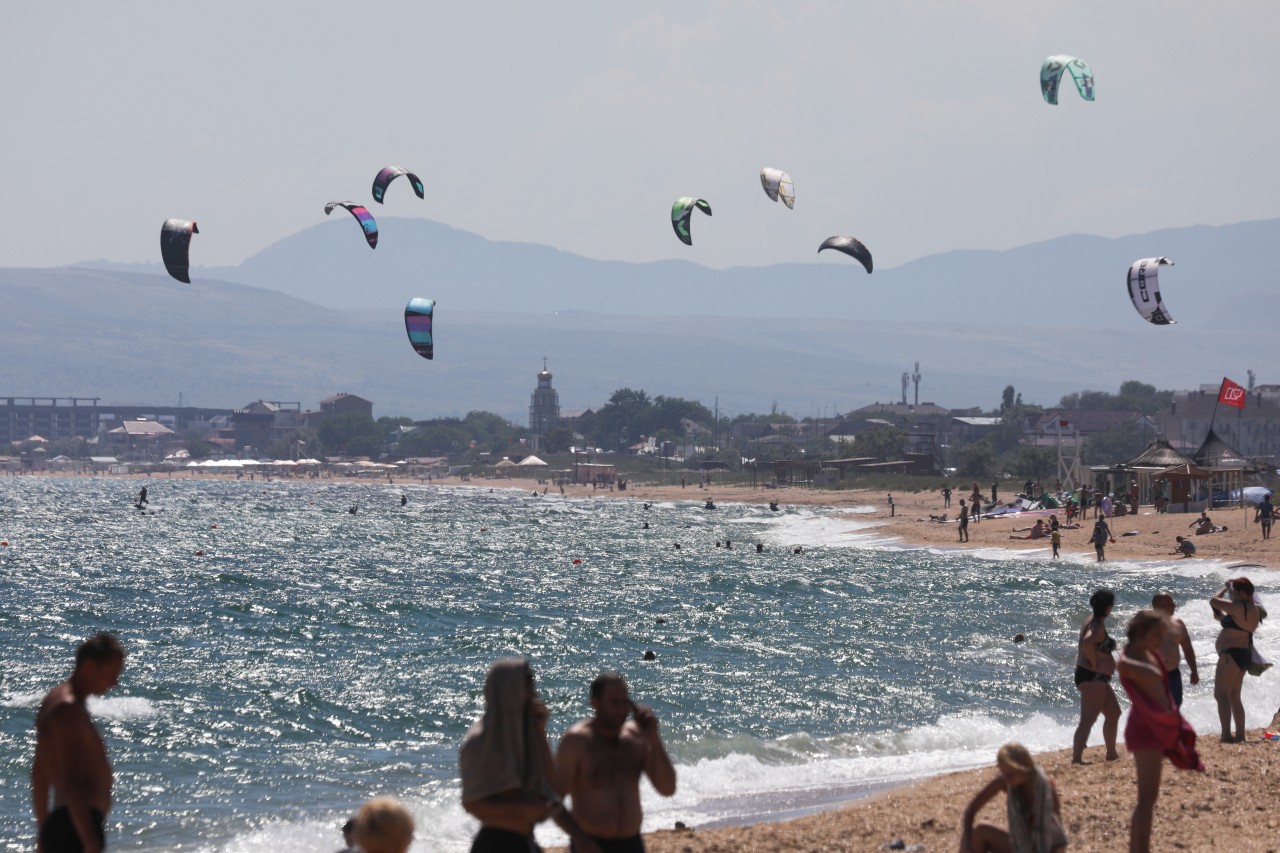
[959,742,1067,853]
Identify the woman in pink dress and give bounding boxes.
[1118,610,1203,853]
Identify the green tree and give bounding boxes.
[400,420,468,458]
[958,440,996,478]
[1083,426,1147,466]
[265,429,320,461]
[179,429,216,460]
[854,426,906,461]
[542,426,573,453]
[318,413,384,458]
[1001,385,1016,413]
[47,437,89,459]
[998,446,1057,480]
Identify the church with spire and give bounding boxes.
[527,358,561,452]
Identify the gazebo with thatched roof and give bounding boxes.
[1193,427,1253,509]
[1099,439,1197,508]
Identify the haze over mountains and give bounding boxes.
[3,217,1271,421]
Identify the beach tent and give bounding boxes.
[517,455,548,467]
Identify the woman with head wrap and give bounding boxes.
[460,658,598,853]
[959,742,1067,853]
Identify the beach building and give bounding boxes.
[1025,409,1156,448]
[527,361,560,453]
[99,418,175,461]
[1158,385,1280,466]
[0,397,234,446]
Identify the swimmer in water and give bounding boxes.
[349,504,358,515]
[400,495,407,506]
[756,543,764,553]
[642,521,650,530]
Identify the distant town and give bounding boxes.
[3,365,1277,504]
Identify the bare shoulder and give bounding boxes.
[560,719,595,742]
[36,685,80,732]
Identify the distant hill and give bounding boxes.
[76,216,1280,331]
[0,262,1254,421]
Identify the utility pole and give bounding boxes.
[912,362,921,406]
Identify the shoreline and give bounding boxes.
[616,729,1280,853]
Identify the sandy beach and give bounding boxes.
[620,729,1280,853]
[418,474,1279,569]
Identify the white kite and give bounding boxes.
[759,168,795,209]
[1126,257,1176,325]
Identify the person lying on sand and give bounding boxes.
[1010,520,1048,540]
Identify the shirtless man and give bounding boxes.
[555,673,677,853]
[32,633,126,853]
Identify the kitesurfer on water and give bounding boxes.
[136,487,148,509]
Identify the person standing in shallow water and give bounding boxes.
[1151,592,1198,708]
[555,672,676,853]
[1072,589,1120,764]
[32,633,126,853]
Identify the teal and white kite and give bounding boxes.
[1041,56,1095,104]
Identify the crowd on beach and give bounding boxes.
[962,577,1269,853]
[32,638,675,853]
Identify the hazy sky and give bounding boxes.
[3,2,1277,272]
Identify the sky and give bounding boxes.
[2,1,1278,273]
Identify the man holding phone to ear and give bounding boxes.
[554,672,677,853]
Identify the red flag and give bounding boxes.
[1218,377,1247,409]
[1059,420,1069,428]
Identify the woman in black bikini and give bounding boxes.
[1072,589,1121,764]
[1210,577,1262,742]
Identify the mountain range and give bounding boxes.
[0,216,1269,421]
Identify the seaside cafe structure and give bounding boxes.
[1096,431,1254,513]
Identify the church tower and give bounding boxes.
[528,359,560,452]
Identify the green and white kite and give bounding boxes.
[671,197,712,246]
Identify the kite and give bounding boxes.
[671,197,712,245]
[818,235,873,274]
[405,298,435,360]
[1041,55,1095,105]
[1126,257,1176,325]
[160,219,199,283]
[372,166,425,204]
[759,168,795,209]
[324,201,378,249]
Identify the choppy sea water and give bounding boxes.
[0,476,1276,852]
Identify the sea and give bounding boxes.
[1,476,1276,852]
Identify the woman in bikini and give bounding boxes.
[1071,589,1120,764]
[1118,609,1203,853]
[1210,577,1262,742]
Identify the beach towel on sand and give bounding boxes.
[1006,766,1068,853]
[459,658,559,805]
